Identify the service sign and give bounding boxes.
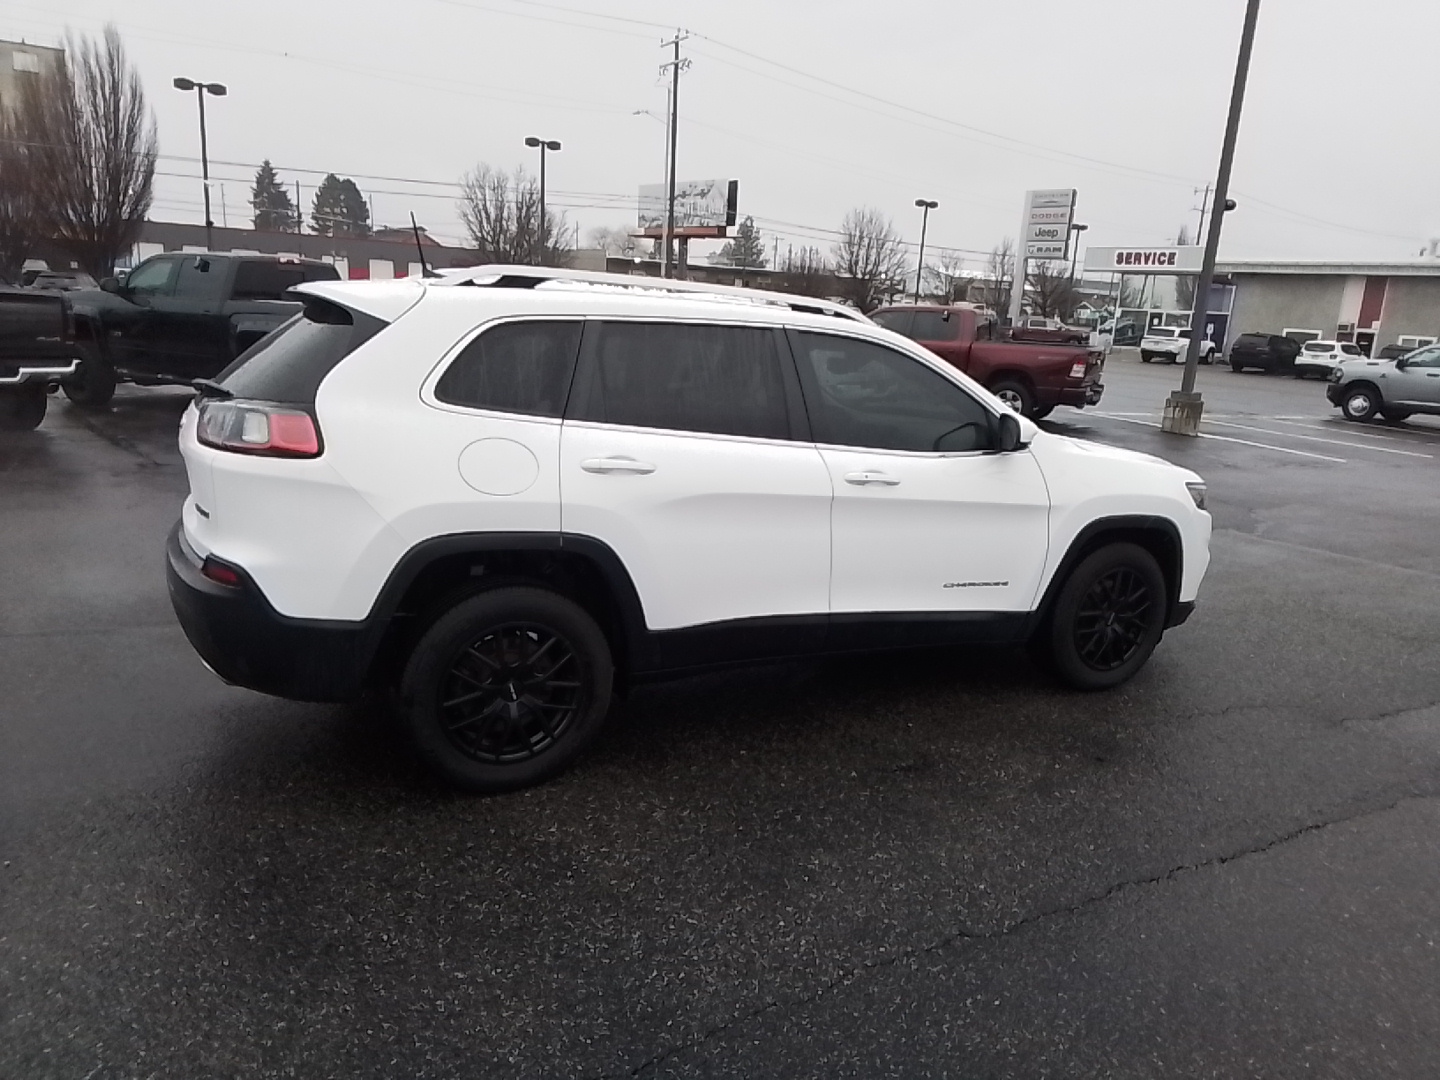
[1083,246,1205,274]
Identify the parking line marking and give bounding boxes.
[1202,419,1433,458]
[1091,413,1347,462]
[1263,418,1402,441]
[1269,415,1440,442]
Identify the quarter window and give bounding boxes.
[571,322,790,440]
[792,332,994,453]
[436,320,582,418]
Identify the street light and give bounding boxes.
[524,136,561,264]
[1068,222,1089,284]
[173,77,227,251]
[913,198,938,305]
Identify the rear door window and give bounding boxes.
[214,297,386,404]
[435,320,582,418]
[173,256,226,302]
[870,310,914,337]
[231,260,341,301]
[569,322,791,440]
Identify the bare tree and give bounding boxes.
[1026,259,1081,320]
[927,250,970,305]
[0,112,38,283]
[586,225,638,258]
[1172,224,1197,311]
[982,238,1015,315]
[776,245,832,299]
[831,207,907,313]
[15,27,156,279]
[458,165,571,266]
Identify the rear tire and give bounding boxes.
[990,379,1035,418]
[62,347,117,410]
[1230,359,1245,372]
[1043,543,1167,691]
[0,384,47,431]
[1381,408,1412,423]
[1340,385,1380,422]
[398,586,614,793]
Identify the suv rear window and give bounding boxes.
[571,322,791,441]
[435,320,582,417]
[1148,328,1175,338]
[1303,342,1331,352]
[232,260,341,301]
[215,298,385,404]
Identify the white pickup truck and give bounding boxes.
[1140,326,1216,365]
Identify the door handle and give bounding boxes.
[580,457,656,475]
[844,471,900,486]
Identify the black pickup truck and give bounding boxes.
[0,287,80,430]
[61,252,341,408]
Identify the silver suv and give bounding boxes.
[1328,343,1440,422]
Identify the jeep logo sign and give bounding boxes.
[1082,245,1205,275]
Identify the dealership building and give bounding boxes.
[1084,247,1440,356]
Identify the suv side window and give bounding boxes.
[124,256,179,298]
[791,331,994,453]
[570,322,791,440]
[435,320,582,418]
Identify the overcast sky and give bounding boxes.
[8,0,1437,272]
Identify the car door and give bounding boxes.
[787,328,1051,632]
[106,255,180,373]
[560,319,832,643]
[1387,345,1440,405]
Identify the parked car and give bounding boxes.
[0,287,81,430]
[20,269,98,291]
[1107,320,1143,347]
[1140,326,1216,364]
[1294,339,1363,378]
[1377,342,1420,361]
[54,252,341,408]
[870,304,1103,419]
[1328,343,1440,422]
[166,266,1211,793]
[1009,315,1091,345]
[1227,332,1302,373]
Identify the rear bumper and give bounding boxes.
[1049,381,1104,409]
[165,521,375,702]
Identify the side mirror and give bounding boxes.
[996,410,1023,452]
[99,276,121,293]
[1395,357,1407,370]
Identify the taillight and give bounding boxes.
[196,399,321,457]
[1068,361,1088,379]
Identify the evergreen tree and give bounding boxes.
[250,159,296,231]
[719,215,767,268]
[310,173,370,237]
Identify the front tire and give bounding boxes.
[990,379,1034,418]
[0,384,48,431]
[398,586,614,793]
[1340,385,1380,422]
[1044,543,1167,690]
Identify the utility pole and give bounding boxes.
[295,180,302,233]
[1194,184,1212,242]
[660,31,690,279]
[1164,0,1262,435]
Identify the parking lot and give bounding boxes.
[3,354,1439,1078]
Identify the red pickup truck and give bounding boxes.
[871,304,1104,420]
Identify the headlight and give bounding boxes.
[1185,481,1207,511]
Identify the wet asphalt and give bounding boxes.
[2,356,1438,1078]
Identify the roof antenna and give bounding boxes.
[411,212,440,278]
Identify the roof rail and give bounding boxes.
[433,264,868,323]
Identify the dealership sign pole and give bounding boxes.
[1164,0,1262,435]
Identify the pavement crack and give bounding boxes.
[603,791,1437,1078]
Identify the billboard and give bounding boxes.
[637,179,739,235]
[1083,246,1205,274]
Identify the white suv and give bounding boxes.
[166,267,1211,792]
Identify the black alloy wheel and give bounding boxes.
[400,586,613,792]
[1044,543,1167,690]
[440,624,582,764]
